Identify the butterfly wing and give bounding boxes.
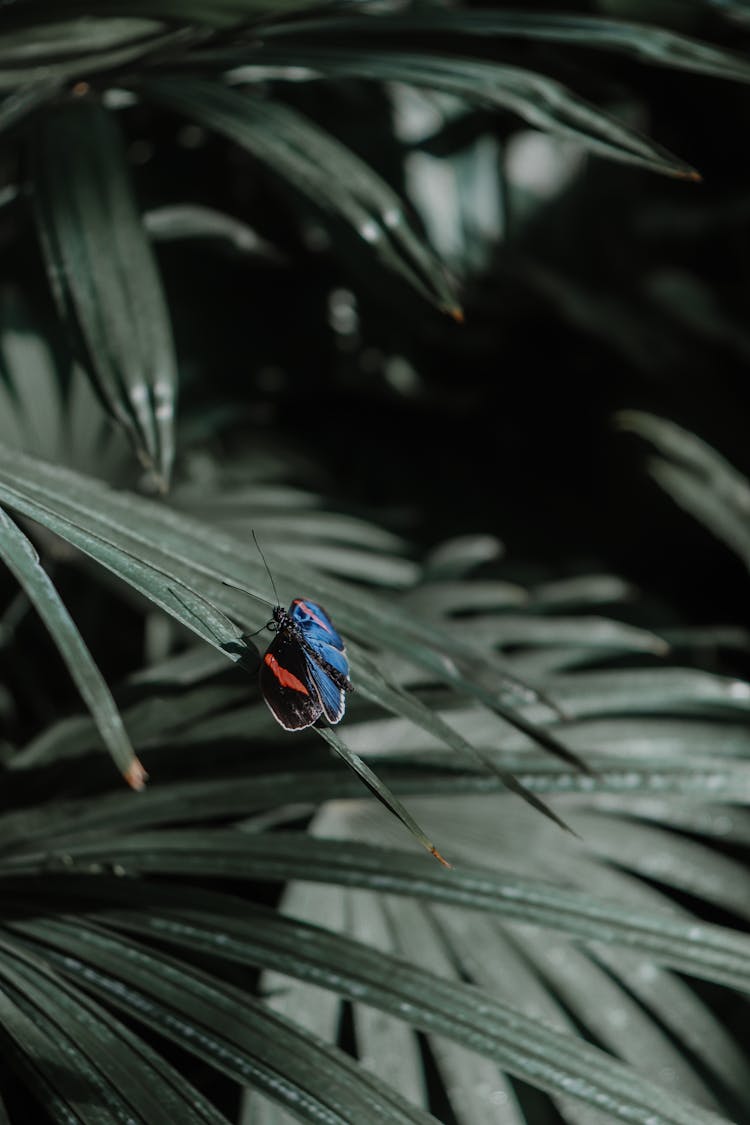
[291,600,350,723]
[290,599,345,651]
[305,640,349,724]
[260,631,322,730]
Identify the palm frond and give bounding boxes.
[31,97,177,486]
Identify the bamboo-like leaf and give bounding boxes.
[259,541,418,587]
[0,305,64,461]
[0,440,566,852]
[4,751,749,854]
[346,892,429,1112]
[349,643,576,835]
[529,574,637,608]
[144,202,283,259]
[219,47,698,179]
[570,812,750,922]
[0,81,60,134]
[7,915,438,1125]
[30,96,178,486]
[3,881,730,1125]
[347,893,526,1125]
[261,10,750,85]
[0,965,109,1125]
[0,16,163,63]
[581,797,750,847]
[618,411,750,569]
[0,504,144,789]
[0,295,132,479]
[690,0,750,26]
[424,903,717,1121]
[0,934,229,1124]
[422,534,504,579]
[509,715,750,761]
[5,830,750,999]
[401,579,528,615]
[16,1,338,30]
[0,22,201,91]
[442,613,668,654]
[505,928,719,1110]
[593,945,750,1110]
[0,445,248,657]
[140,77,462,315]
[544,666,750,717]
[317,726,451,866]
[0,441,589,822]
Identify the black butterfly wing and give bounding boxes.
[260,631,323,730]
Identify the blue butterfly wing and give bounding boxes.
[311,639,349,678]
[305,641,349,724]
[288,600,349,723]
[290,599,345,651]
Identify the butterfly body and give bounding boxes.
[260,599,352,730]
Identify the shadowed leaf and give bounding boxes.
[0,504,144,788]
[30,96,178,486]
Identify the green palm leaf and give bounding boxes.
[217,47,698,179]
[261,9,750,85]
[140,77,462,316]
[4,830,750,997]
[0,935,229,1124]
[0,441,587,833]
[0,504,143,788]
[619,411,750,569]
[4,916,439,1125]
[30,97,178,486]
[0,881,732,1125]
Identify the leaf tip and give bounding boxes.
[124,757,148,791]
[431,845,452,868]
[672,167,702,184]
[446,305,465,324]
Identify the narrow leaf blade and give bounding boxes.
[30,96,178,485]
[0,504,144,788]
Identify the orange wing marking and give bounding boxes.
[293,599,332,633]
[264,653,309,694]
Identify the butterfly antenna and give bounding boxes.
[252,529,281,607]
[221,578,272,608]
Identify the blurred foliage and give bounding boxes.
[0,1,749,1123]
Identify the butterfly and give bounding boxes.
[226,534,352,730]
[261,597,352,730]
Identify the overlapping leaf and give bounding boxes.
[0,879,733,1125]
[260,9,750,85]
[30,97,178,486]
[0,1,327,34]
[140,77,462,316]
[3,915,434,1125]
[0,441,592,840]
[220,47,698,179]
[1,543,749,1123]
[619,410,750,569]
[0,934,229,1124]
[0,21,203,92]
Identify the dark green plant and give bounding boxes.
[0,3,748,1123]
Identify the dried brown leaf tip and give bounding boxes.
[124,757,149,791]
